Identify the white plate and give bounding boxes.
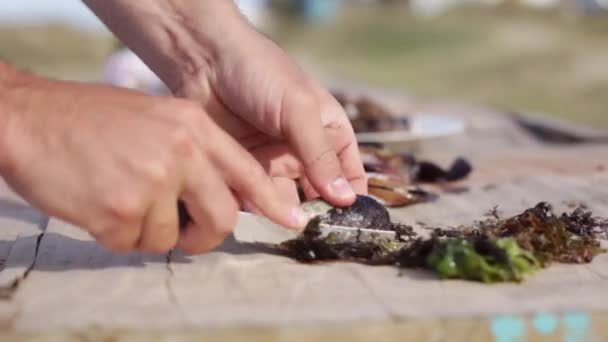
[355,115,466,144]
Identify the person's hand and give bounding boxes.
[174,26,368,208]
[0,70,307,254]
[84,0,367,208]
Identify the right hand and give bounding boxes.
[0,74,308,254]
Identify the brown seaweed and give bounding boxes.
[439,202,606,265]
[277,200,607,283]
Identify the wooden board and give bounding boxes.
[12,219,183,330]
[0,92,607,338]
[0,180,48,328]
[2,312,608,342]
[6,171,608,332]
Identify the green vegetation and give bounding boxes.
[1,6,607,127]
[271,6,608,127]
[279,201,607,283]
[426,238,539,283]
[0,24,112,81]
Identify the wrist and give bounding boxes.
[160,1,253,94]
[86,0,252,95]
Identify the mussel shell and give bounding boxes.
[367,173,435,207]
[322,195,392,230]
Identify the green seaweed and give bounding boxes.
[424,238,539,283]
[277,202,606,283]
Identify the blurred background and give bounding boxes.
[1,0,607,127]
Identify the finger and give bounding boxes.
[177,159,239,255]
[272,177,300,207]
[243,177,299,212]
[92,224,141,253]
[299,176,320,200]
[202,92,263,145]
[328,135,368,195]
[208,128,309,230]
[281,91,356,206]
[249,143,303,179]
[137,194,180,253]
[317,88,368,195]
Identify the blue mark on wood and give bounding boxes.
[532,312,558,336]
[563,312,591,342]
[491,315,526,342]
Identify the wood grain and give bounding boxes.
[0,94,607,337]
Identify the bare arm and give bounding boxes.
[84,0,367,207]
[83,0,245,91]
[0,59,305,253]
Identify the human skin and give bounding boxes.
[0,62,307,254]
[0,1,367,254]
[83,0,368,208]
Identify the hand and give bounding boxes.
[0,71,307,254]
[174,26,368,208]
[84,0,367,208]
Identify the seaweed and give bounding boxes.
[277,201,607,283]
[439,202,606,265]
[422,237,539,283]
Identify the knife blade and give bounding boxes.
[180,199,397,244]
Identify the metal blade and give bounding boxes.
[233,212,299,244]
[233,212,397,244]
[317,223,397,242]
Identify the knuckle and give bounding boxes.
[321,101,348,128]
[170,125,197,159]
[245,164,269,185]
[280,87,321,128]
[304,147,337,169]
[103,192,145,224]
[284,87,319,111]
[142,161,171,187]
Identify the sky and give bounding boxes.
[0,0,106,31]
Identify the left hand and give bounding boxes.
[85,0,367,209]
[172,23,367,208]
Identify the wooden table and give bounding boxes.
[0,95,607,341]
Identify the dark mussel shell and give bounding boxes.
[322,195,392,230]
[412,157,473,183]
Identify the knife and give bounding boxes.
[179,199,397,244]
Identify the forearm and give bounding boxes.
[0,61,31,171]
[83,0,250,92]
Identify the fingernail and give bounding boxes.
[290,207,310,228]
[329,177,356,200]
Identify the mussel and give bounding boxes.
[367,173,435,207]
